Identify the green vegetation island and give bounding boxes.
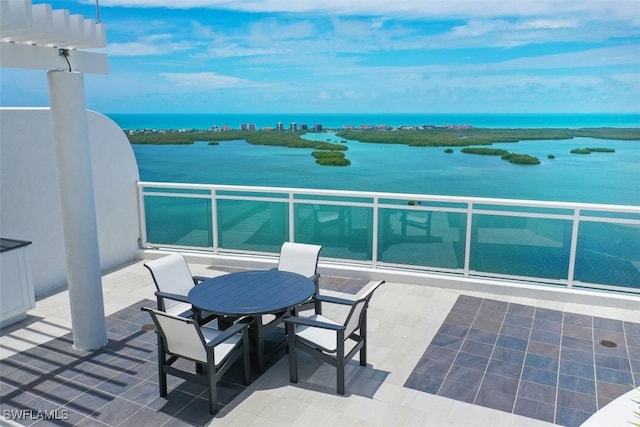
[460,147,540,165]
[126,127,638,167]
[570,147,616,154]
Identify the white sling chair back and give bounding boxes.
[144,253,213,322]
[277,242,322,313]
[277,242,322,279]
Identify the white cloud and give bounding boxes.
[95,0,640,23]
[105,34,193,56]
[160,72,264,89]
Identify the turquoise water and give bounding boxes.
[132,134,640,206]
[117,112,640,205]
[109,113,640,130]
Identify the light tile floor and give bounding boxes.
[1,259,639,426]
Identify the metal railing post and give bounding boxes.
[371,196,379,267]
[464,202,474,276]
[567,208,581,288]
[137,184,148,247]
[289,192,295,242]
[211,188,219,254]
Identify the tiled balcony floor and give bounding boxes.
[1,259,639,426]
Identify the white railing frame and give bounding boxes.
[137,181,640,292]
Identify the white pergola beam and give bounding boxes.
[0,0,33,38]
[0,42,108,74]
[1,0,106,49]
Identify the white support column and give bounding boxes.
[47,70,108,351]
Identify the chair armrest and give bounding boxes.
[193,275,210,284]
[309,273,320,283]
[206,322,249,347]
[155,291,190,304]
[283,316,344,331]
[314,294,355,306]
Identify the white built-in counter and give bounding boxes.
[0,238,35,328]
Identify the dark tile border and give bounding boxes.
[404,295,639,427]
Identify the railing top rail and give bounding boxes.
[137,181,640,213]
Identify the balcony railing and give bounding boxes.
[137,182,640,293]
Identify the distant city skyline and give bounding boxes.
[1,0,639,114]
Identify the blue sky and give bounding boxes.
[2,0,640,114]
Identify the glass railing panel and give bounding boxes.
[294,204,372,260]
[144,196,212,247]
[469,214,571,280]
[378,208,467,269]
[217,199,288,252]
[574,222,640,288]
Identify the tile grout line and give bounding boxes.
[434,295,480,396]
[471,298,509,406]
[552,310,566,426]
[622,321,638,389]
[591,314,599,413]
[511,303,536,416]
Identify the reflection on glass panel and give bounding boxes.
[145,196,212,247]
[217,200,287,252]
[378,208,466,269]
[575,222,640,288]
[469,215,570,280]
[294,204,372,261]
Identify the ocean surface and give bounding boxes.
[108,113,640,206]
[108,113,640,131]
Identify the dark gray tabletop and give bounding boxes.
[188,269,315,316]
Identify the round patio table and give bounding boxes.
[188,269,315,316]
[188,269,315,373]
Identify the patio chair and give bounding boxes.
[250,242,323,372]
[144,253,218,323]
[141,307,250,415]
[277,241,322,314]
[284,279,384,395]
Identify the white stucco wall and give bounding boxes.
[0,108,141,296]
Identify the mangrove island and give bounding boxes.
[126,126,638,167]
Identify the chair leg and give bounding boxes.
[288,330,298,384]
[242,330,251,386]
[254,317,266,374]
[360,316,367,367]
[157,336,168,397]
[337,357,345,395]
[314,279,322,315]
[207,352,218,415]
[337,340,345,395]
